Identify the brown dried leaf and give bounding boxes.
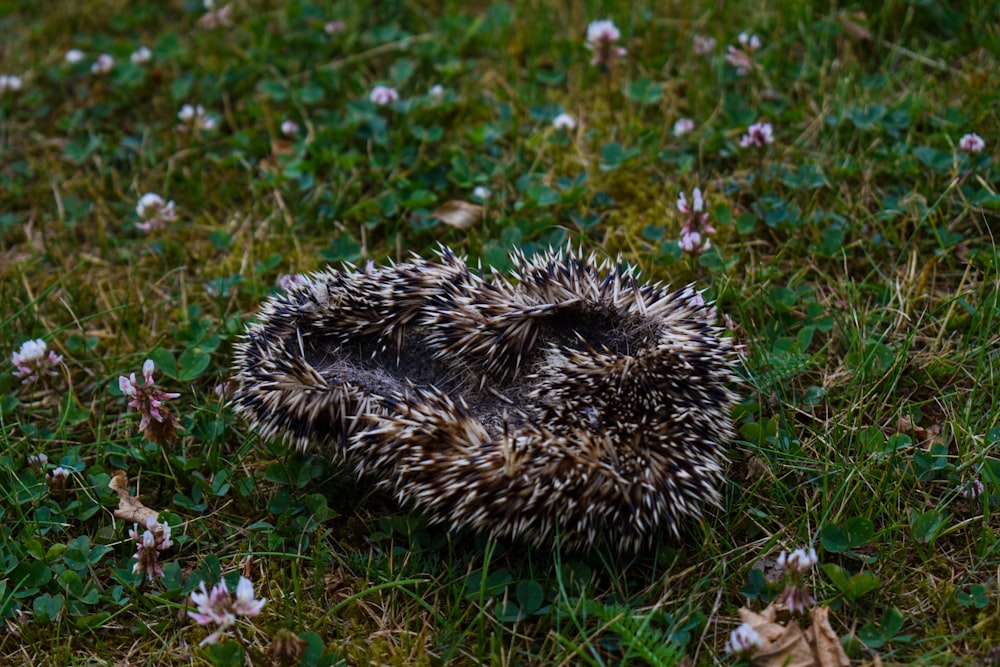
[433,200,483,230]
[753,625,815,666]
[896,414,942,445]
[738,605,784,642]
[896,414,915,433]
[326,566,354,603]
[745,456,775,485]
[809,606,850,667]
[242,555,255,579]
[737,604,850,667]
[739,606,813,667]
[271,139,294,158]
[108,470,161,525]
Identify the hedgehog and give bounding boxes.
[232,247,740,551]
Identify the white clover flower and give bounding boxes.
[135,192,178,232]
[738,32,762,51]
[130,46,152,64]
[324,20,346,35]
[137,193,165,219]
[428,84,444,99]
[677,187,713,255]
[585,19,626,67]
[0,75,24,94]
[177,104,218,132]
[91,53,114,75]
[472,186,491,201]
[672,118,695,136]
[178,104,197,123]
[739,121,774,148]
[676,187,705,214]
[959,132,985,154]
[586,19,621,45]
[777,547,818,574]
[280,119,300,137]
[232,576,266,616]
[552,113,576,131]
[199,2,233,29]
[12,338,62,384]
[692,187,705,212]
[774,546,819,615]
[129,516,173,580]
[369,85,399,106]
[679,229,703,254]
[189,576,266,646]
[28,452,49,468]
[725,623,764,656]
[118,358,181,443]
[692,34,716,56]
[963,479,985,499]
[726,48,753,74]
[726,32,762,75]
[46,467,70,488]
[65,49,86,64]
[119,373,138,397]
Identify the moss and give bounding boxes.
[597,167,675,261]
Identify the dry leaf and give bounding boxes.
[242,555,255,579]
[433,200,483,230]
[738,605,784,642]
[108,470,161,525]
[896,414,942,445]
[739,606,814,667]
[738,604,850,667]
[809,606,850,667]
[271,138,294,158]
[326,566,355,603]
[757,625,815,667]
[745,456,775,485]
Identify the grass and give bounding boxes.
[1,0,999,664]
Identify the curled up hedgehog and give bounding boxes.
[232,247,739,552]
